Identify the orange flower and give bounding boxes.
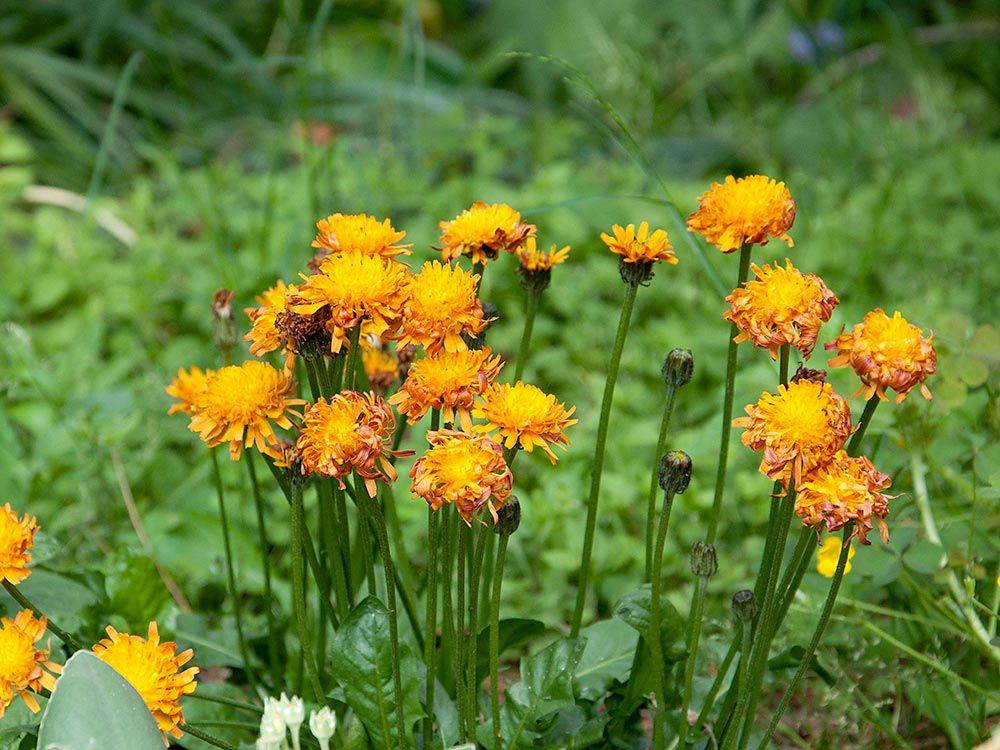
[725,259,838,360]
[290,254,410,354]
[687,174,796,252]
[388,347,504,430]
[0,504,38,586]
[734,380,852,490]
[93,622,198,740]
[826,309,936,403]
[0,610,61,718]
[362,341,401,393]
[438,201,535,264]
[297,391,399,496]
[397,261,487,355]
[188,361,304,460]
[472,382,577,463]
[600,222,677,265]
[166,366,212,416]
[245,280,297,357]
[312,212,410,260]
[796,451,892,544]
[410,430,513,523]
[517,238,570,272]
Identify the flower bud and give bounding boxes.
[309,707,337,750]
[658,450,692,495]
[494,497,521,536]
[731,589,758,622]
[279,693,305,750]
[690,540,717,578]
[517,265,553,294]
[661,348,694,388]
[618,258,655,286]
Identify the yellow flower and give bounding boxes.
[472,382,577,463]
[725,259,839,360]
[517,238,571,272]
[600,222,677,265]
[0,504,38,586]
[312,212,410,260]
[733,380,853,491]
[0,610,61,718]
[438,201,535,264]
[797,451,892,544]
[244,280,298,357]
[410,430,513,523]
[297,391,399,497]
[687,174,796,253]
[826,309,936,403]
[397,261,487,355]
[362,340,401,393]
[290,254,410,355]
[166,366,212,416]
[815,536,856,577]
[388,347,504,430]
[188,361,304,461]
[93,622,198,740]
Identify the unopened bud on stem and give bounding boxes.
[495,497,521,536]
[731,589,757,622]
[661,348,694,388]
[658,450,692,495]
[690,541,717,578]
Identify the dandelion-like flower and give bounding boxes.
[362,341,400,393]
[600,222,677,265]
[245,280,298,357]
[472,382,577,463]
[166,366,212,416]
[733,380,852,490]
[796,451,892,544]
[517,238,570,293]
[397,261,487,355]
[0,610,61,718]
[312,212,410,261]
[725,259,839,360]
[687,174,796,252]
[188,361,304,461]
[438,201,535,264]
[297,391,399,496]
[826,308,936,402]
[816,536,856,577]
[0,504,38,586]
[291,254,409,354]
[411,430,513,523]
[93,622,198,740]
[389,347,504,430]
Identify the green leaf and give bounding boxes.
[36,651,163,750]
[573,619,638,700]
[105,549,171,630]
[612,584,686,663]
[537,704,609,748]
[475,617,547,683]
[328,597,423,749]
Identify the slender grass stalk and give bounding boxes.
[571,280,641,637]
[490,531,510,750]
[513,289,539,381]
[182,723,239,750]
[466,522,490,735]
[209,450,257,693]
[2,581,84,651]
[648,489,677,747]
[644,387,679,580]
[289,478,325,702]
[769,527,815,634]
[736,621,753,702]
[245,451,280,688]
[423,507,441,749]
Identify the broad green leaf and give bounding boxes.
[573,619,638,700]
[0,570,97,633]
[36,651,163,750]
[475,617,547,683]
[612,585,686,663]
[329,597,423,749]
[538,704,609,748]
[105,549,171,630]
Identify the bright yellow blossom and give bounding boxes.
[687,174,796,252]
[0,610,61,719]
[166,366,212,416]
[816,536,855,577]
[796,451,892,544]
[517,238,570,272]
[438,201,535,264]
[600,222,677,265]
[0,504,38,586]
[312,212,410,260]
[397,261,487,355]
[244,280,297,357]
[472,382,577,463]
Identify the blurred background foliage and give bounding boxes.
[1,0,998,747]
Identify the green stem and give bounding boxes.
[303,357,323,401]
[320,482,350,620]
[466,522,490,735]
[846,396,880,455]
[333,485,354,606]
[455,522,469,739]
[182,723,239,750]
[706,244,752,545]
[754,527,853,750]
[778,345,789,387]
[770,528,816,635]
[290,479,326,702]
[209,450,257,693]
[678,575,709,745]
[491,533,510,750]
[694,631,740,729]
[2,581,84,651]
[344,324,363,390]
[245,452,280,689]
[440,510,457,693]
[736,621,753,703]
[185,692,263,714]
[513,289,540,381]
[645,386,679,580]
[571,280,640,637]
[423,508,441,749]
[649,490,677,747]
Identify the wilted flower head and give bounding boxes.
[725,259,838,360]
[796,451,892,544]
[472,382,577,463]
[438,201,535,264]
[0,504,38,586]
[600,222,677,266]
[816,536,856,577]
[166,366,212,416]
[312,212,410,261]
[245,280,298,357]
[389,347,504,430]
[187,361,303,461]
[297,391,399,496]
[687,174,796,252]
[411,430,513,523]
[826,308,936,402]
[397,261,487,355]
[0,610,61,718]
[733,380,852,490]
[93,622,198,740]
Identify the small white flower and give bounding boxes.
[279,694,306,750]
[259,710,287,744]
[309,707,337,750]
